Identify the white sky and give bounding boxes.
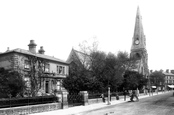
[0,0,174,71]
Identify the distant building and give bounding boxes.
[0,40,69,96]
[130,6,149,78]
[163,70,174,90]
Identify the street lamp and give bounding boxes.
[107,87,111,105]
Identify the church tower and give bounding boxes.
[130,6,149,77]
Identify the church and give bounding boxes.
[130,6,149,78]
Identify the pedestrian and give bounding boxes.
[115,92,119,100]
[100,93,105,103]
[151,88,153,95]
[110,93,112,101]
[123,89,127,101]
[130,90,139,102]
[145,88,148,95]
[129,90,133,101]
[137,88,139,97]
[156,87,158,94]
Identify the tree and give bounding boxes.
[0,68,26,98]
[103,52,124,92]
[123,70,148,90]
[149,71,165,87]
[63,60,103,93]
[63,40,139,93]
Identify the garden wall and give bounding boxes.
[0,103,61,115]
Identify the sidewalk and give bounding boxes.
[32,91,166,115]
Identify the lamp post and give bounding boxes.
[107,87,111,105]
[148,75,151,96]
[9,94,11,108]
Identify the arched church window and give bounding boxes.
[134,53,141,59]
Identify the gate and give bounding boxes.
[68,93,83,107]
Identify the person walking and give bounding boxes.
[123,89,127,101]
[130,90,139,102]
[136,88,139,97]
[101,93,105,103]
[115,92,119,100]
[130,90,133,101]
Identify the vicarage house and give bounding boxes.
[0,40,69,96]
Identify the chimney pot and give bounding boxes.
[28,40,37,53]
[166,69,169,73]
[6,47,10,52]
[38,46,45,54]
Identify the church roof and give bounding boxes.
[0,48,68,64]
[66,48,91,66]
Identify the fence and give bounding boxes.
[88,92,123,99]
[0,95,58,108]
[68,93,83,107]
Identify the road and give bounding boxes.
[79,92,174,115]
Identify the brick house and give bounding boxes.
[0,40,69,96]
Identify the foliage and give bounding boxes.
[123,70,148,90]
[63,40,139,93]
[27,56,47,97]
[149,70,165,87]
[63,60,103,93]
[0,68,26,98]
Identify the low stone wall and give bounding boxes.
[88,98,103,105]
[0,103,62,115]
[88,96,122,105]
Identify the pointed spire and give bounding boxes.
[131,6,146,51]
[136,6,140,18]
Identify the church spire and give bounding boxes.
[131,6,146,51]
[136,6,140,18]
[130,6,149,77]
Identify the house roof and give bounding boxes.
[163,72,174,76]
[0,48,68,64]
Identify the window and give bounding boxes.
[45,64,50,72]
[57,65,65,74]
[45,81,49,93]
[62,67,65,74]
[24,60,30,69]
[56,80,61,91]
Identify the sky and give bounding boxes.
[0,0,174,71]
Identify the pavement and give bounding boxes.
[32,91,167,115]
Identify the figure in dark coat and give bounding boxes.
[130,90,139,102]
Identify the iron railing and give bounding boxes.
[0,95,58,108]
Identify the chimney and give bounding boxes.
[6,47,10,52]
[166,69,169,73]
[171,70,174,74]
[28,40,37,54]
[38,46,45,54]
